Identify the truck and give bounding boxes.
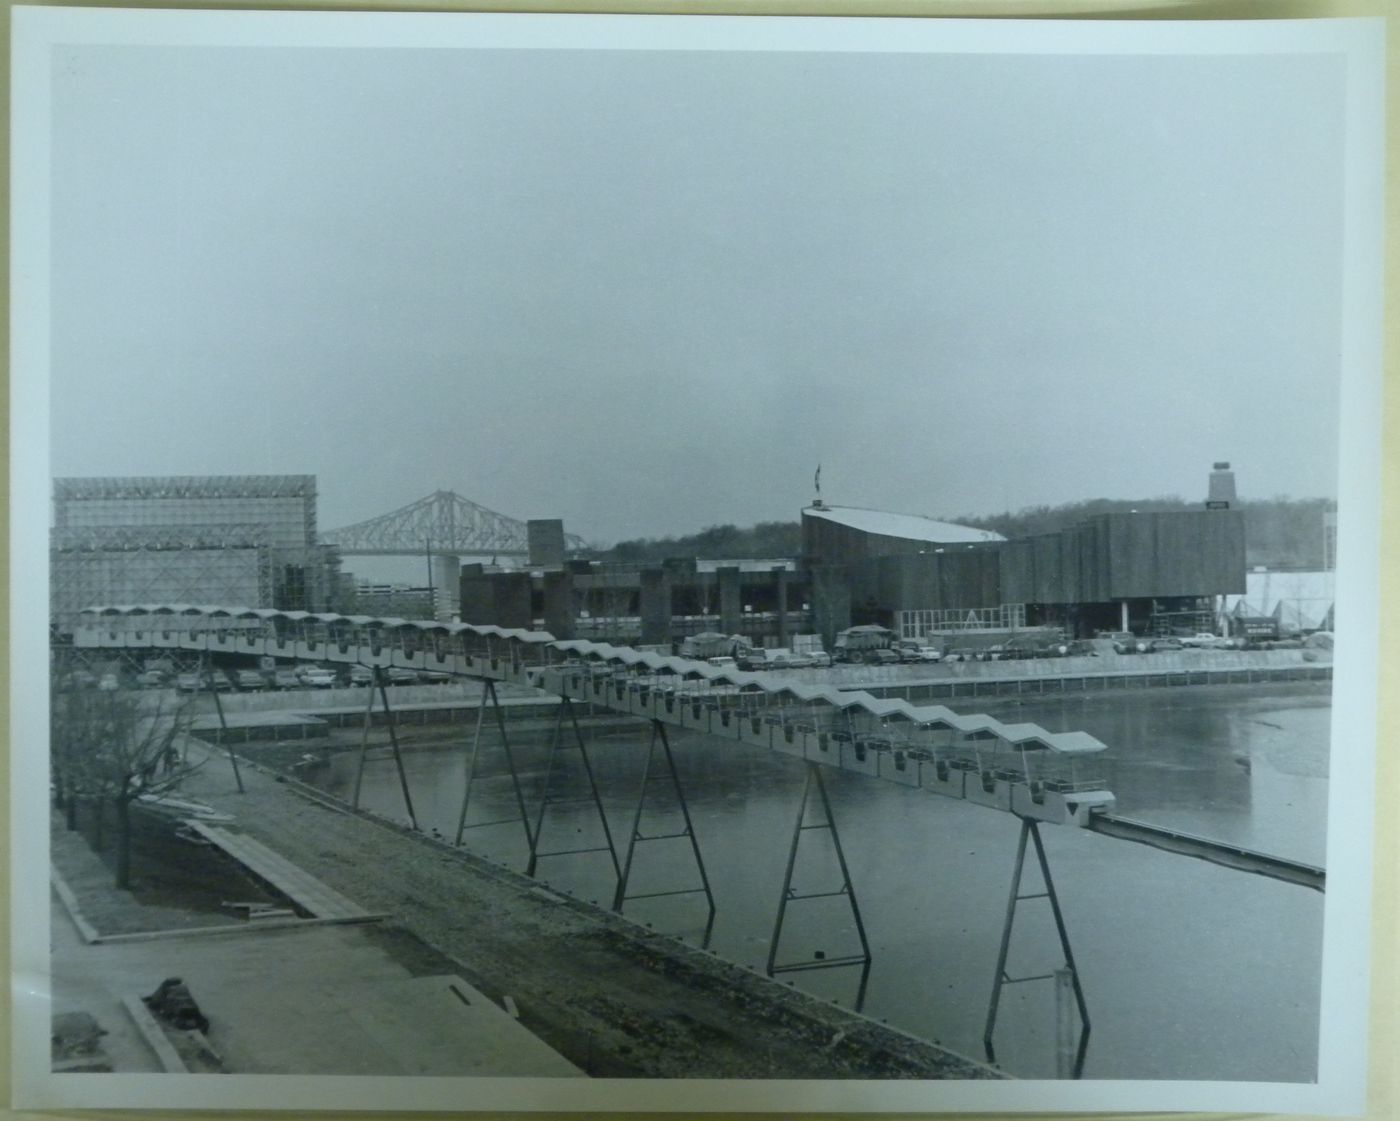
[832,625,894,663]
[680,632,752,661]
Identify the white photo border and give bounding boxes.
[10,7,1386,1115]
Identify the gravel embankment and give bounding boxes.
[179,737,999,1080]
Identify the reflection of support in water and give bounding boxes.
[984,815,1090,1078]
[451,679,534,853]
[613,718,717,948]
[767,761,871,1011]
[200,653,243,793]
[527,697,622,883]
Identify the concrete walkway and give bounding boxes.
[179,820,374,920]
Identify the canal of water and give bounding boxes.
[310,680,1330,1082]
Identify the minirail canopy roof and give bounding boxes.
[73,604,1107,756]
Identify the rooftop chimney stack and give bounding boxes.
[1206,462,1236,510]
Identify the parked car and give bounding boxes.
[135,669,167,689]
[1066,640,1099,658]
[272,668,302,690]
[98,672,120,692]
[235,669,267,691]
[420,670,452,685]
[913,647,942,663]
[805,652,833,668]
[893,641,925,664]
[385,667,419,685]
[865,648,901,666]
[1148,637,1184,652]
[1109,633,1149,654]
[1180,632,1223,648]
[175,671,207,693]
[706,656,738,670]
[209,669,235,691]
[300,666,338,688]
[349,665,375,686]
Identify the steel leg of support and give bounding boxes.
[559,696,623,884]
[376,669,419,831]
[452,682,491,845]
[983,816,1090,1078]
[767,762,871,1009]
[486,679,537,852]
[351,672,378,810]
[201,654,243,793]
[525,701,569,877]
[613,722,658,911]
[612,719,716,948]
[653,720,716,947]
[1029,816,1091,1078]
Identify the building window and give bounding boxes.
[897,605,1027,638]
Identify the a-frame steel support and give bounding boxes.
[983,815,1090,1078]
[451,678,535,854]
[767,761,871,1009]
[350,667,379,810]
[613,718,717,948]
[348,666,418,830]
[198,653,244,793]
[527,697,622,882]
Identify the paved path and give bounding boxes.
[181,820,373,920]
[50,891,583,1076]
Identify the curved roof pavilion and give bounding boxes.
[803,504,1004,545]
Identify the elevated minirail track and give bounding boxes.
[72,603,1116,828]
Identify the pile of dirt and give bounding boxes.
[52,1011,112,1073]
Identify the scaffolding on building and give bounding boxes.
[50,475,337,632]
[50,524,273,633]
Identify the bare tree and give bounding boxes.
[51,681,200,889]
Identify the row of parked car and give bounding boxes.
[1104,632,1250,655]
[706,650,834,672]
[938,639,1102,663]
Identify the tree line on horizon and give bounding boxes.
[586,496,1336,570]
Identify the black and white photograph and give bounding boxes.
[9,8,1385,1115]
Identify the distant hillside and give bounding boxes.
[589,497,1334,570]
[592,521,802,564]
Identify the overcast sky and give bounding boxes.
[49,38,1347,552]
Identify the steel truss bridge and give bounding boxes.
[70,604,1325,1077]
[319,490,586,557]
